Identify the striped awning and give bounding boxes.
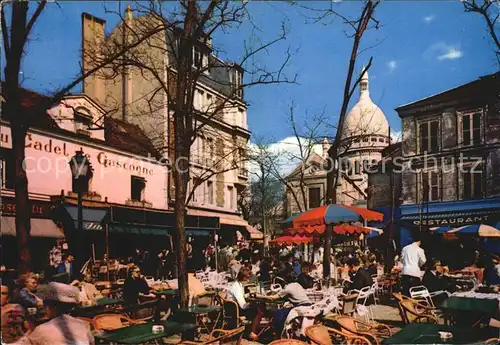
[1,217,64,238]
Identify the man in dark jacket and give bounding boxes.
[343,258,373,293]
[422,259,456,304]
[297,262,315,289]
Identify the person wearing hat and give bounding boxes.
[25,282,94,345]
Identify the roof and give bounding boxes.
[2,84,161,159]
[396,72,500,113]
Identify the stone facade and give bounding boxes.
[80,9,251,224]
[396,72,500,206]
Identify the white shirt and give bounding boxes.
[401,242,426,278]
[227,281,248,310]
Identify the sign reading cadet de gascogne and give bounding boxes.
[0,126,154,176]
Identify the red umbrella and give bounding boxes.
[269,235,312,245]
[291,204,383,235]
[286,223,371,237]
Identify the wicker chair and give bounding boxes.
[485,338,499,345]
[179,326,246,345]
[335,315,392,345]
[306,324,373,345]
[269,340,309,345]
[92,313,145,331]
[399,299,439,324]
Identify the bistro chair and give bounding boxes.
[92,313,145,331]
[334,315,392,345]
[399,299,439,324]
[179,326,246,345]
[305,324,373,345]
[485,338,499,345]
[340,292,359,317]
[216,296,246,329]
[269,340,308,345]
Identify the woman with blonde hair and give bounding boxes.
[17,273,43,310]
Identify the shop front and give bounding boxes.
[398,197,500,258]
[0,197,65,272]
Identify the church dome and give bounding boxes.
[342,69,389,140]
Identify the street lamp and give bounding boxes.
[69,150,93,273]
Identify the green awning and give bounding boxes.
[186,230,212,237]
[63,205,108,231]
[108,224,170,236]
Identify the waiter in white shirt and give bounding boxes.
[400,231,426,295]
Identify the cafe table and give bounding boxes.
[175,305,222,335]
[440,295,499,326]
[382,323,493,344]
[94,320,197,344]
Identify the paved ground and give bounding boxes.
[163,301,404,344]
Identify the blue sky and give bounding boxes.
[8,1,499,143]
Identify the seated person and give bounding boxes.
[422,259,456,304]
[71,272,103,306]
[123,265,155,305]
[343,258,373,293]
[17,273,43,311]
[297,262,315,289]
[227,267,264,341]
[367,255,378,277]
[1,285,27,344]
[262,272,312,335]
[483,255,500,286]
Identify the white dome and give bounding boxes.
[342,70,389,139]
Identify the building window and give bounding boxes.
[0,151,15,189]
[234,69,243,98]
[308,187,321,209]
[371,137,377,142]
[461,166,483,200]
[362,137,369,142]
[74,108,92,136]
[205,137,214,165]
[193,46,203,69]
[378,137,385,142]
[228,186,235,209]
[420,170,440,202]
[207,181,214,204]
[192,178,201,202]
[461,112,482,146]
[131,176,146,202]
[418,120,440,153]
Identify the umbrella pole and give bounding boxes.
[323,223,333,288]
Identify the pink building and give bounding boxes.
[1,90,218,272]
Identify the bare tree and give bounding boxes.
[0,1,158,273]
[298,0,380,281]
[83,0,295,307]
[463,0,500,64]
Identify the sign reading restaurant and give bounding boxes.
[413,215,490,226]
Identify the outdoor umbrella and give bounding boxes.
[289,204,383,235]
[443,224,500,238]
[269,235,313,245]
[286,223,372,237]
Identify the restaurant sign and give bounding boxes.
[0,197,55,218]
[413,215,489,226]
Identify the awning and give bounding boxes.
[63,205,108,231]
[108,224,170,236]
[400,210,493,221]
[188,209,245,227]
[243,225,263,240]
[1,217,64,238]
[186,229,212,237]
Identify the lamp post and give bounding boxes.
[69,150,93,274]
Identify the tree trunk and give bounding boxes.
[174,149,189,307]
[322,223,332,286]
[12,126,31,274]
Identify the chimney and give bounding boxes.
[322,137,330,158]
[122,5,133,122]
[81,13,106,102]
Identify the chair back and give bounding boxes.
[269,340,308,345]
[221,298,241,328]
[206,326,245,345]
[271,283,283,293]
[409,285,434,307]
[342,293,358,316]
[92,313,125,331]
[335,315,358,335]
[305,325,333,345]
[400,300,422,323]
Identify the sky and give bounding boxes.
[5,1,499,149]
